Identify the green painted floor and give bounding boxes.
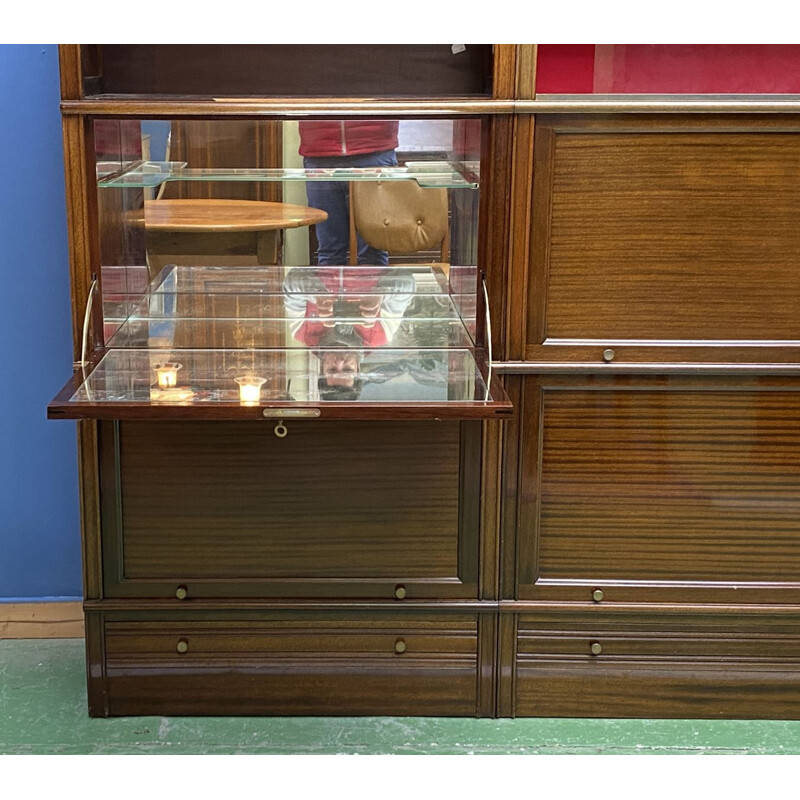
[3,638,800,754]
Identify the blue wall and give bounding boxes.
[0,45,82,601]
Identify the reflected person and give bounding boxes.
[282,266,414,348]
[299,120,399,265]
[315,337,364,402]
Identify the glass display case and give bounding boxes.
[50,116,510,420]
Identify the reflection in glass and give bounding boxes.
[94,118,481,342]
[283,267,414,348]
[106,265,475,352]
[81,117,495,411]
[69,348,489,405]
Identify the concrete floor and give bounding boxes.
[3,638,800,754]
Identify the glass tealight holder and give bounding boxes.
[235,375,267,404]
[154,362,182,389]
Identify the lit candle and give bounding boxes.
[235,375,267,404]
[154,362,182,389]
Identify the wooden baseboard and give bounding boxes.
[0,602,84,639]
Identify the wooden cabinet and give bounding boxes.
[496,103,800,718]
[54,44,519,716]
[54,44,800,718]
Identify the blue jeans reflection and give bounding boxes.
[303,149,398,266]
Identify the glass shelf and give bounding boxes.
[97,160,188,186]
[97,161,479,190]
[50,345,510,419]
[67,347,492,405]
[149,264,455,295]
[105,265,477,350]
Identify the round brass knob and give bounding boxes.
[394,585,407,600]
[590,641,602,656]
[176,638,189,654]
[592,589,604,603]
[394,638,406,654]
[175,586,188,600]
[602,348,615,362]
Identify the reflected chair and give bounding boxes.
[349,180,450,273]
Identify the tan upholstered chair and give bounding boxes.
[349,180,450,271]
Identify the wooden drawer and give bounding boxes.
[105,617,478,663]
[509,610,800,718]
[94,611,488,716]
[520,632,800,661]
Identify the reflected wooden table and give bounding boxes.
[143,198,328,269]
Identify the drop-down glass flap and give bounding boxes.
[50,265,510,420]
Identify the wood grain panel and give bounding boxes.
[113,421,472,589]
[478,114,515,360]
[478,419,502,601]
[515,662,800,719]
[499,377,526,599]
[514,609,800,718]
[62,114,102,357]
[105,616,476,657]
[99,612,479,716]
[58,45,83,101]
[538,386,800,583]
[78,420,103,600]
[527,116,800,355]
[509,377,800,601]
[496,612,518,717]
[84,612,108,717]
[504,114,535,361]
[490,45,517,100]
[515,46,537,101]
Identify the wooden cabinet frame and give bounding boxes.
[58,44,800,719]
[56,44,530,716]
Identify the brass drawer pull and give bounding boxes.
[591,588,604,603]
[590,641,602,656]
[394,638,407,654]
[394,585,407,600]
[176,638,189,654]
[175,585,188,600]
